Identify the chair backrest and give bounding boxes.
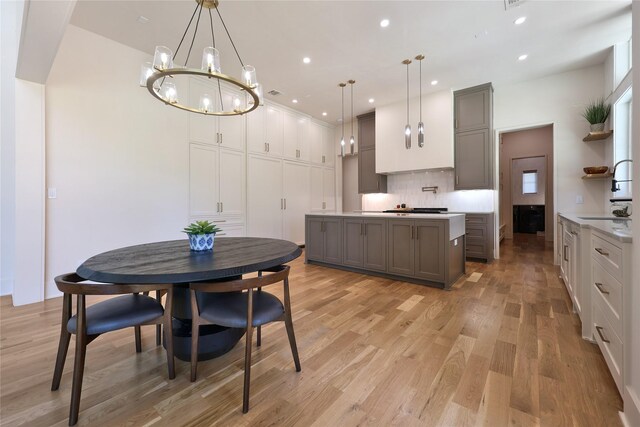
[55,273,172,295]
[189,265,290,293]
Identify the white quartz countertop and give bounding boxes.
[558,213,632,243]
[306,212,465,220]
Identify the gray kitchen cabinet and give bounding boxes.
[305,216,342,264]
[343,218,387,271]
[358,112,387,194]
[463,213,494,262]
[454,83,493,190]
[387,220,414,276]
[414,220,446,282]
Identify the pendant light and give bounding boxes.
[402,59,412,149]
[339,83,347,157]
[415,54,425,147]
[348,80,356,155]
[140,0,260,116]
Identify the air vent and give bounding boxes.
[268,89,281,96]
[504,0,525,10]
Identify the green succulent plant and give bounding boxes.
[581,98,611,124]
[182,220,222,235]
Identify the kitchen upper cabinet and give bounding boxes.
[454,83,493,190]
[375,89,454,173]
[358,112,387,194]
[283,112,310,161]
[454,129,492,190]
[188,79,244,151]
[247,102,284,156]
[310,121,334,166]
[283,161,310,245]
[247,155,283,238]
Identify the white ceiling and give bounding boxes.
[70,0,631,123]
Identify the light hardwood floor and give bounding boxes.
[0,235,622,426]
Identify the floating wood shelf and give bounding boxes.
[582,172,613,180]
[583,130,613,142]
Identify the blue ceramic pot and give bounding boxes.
[188,233,215,251]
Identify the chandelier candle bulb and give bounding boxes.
[199,94,212,113]
[163,82,178,104]
[153,46,173,70]
[139,62,154,87]
[202,47,221,73]
[242,65,257,87]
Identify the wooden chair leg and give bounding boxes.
[69,296,87,426]
[164,289,175,380]
[156,290,162,346]
[243,289,254,413]
[134,326,142,353]
[256,325,261,347]
[284,314,301,372]
[52,294,72,391]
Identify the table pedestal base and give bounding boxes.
[167,318,245,361]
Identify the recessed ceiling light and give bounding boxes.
[136,15,149,24]
[514,16,526,25]
[368,98,375,103]
[322,112,327,116]
[431,80,438,85]
[518,54,528,61]
[380,19,390,28]
[292,99,298,103]
[303,57,311,64]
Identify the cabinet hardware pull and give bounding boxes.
[595,325,610,344]
[323,201,326,209]
[595,282,610,295]
[284,198,287,210]
[411,225,414,240]
[267,143,270,152]
[220,202,223,212]
[360,223,363,236]
[364,223,367,236]
[219,133,223,144]
[377,179,380,190]
[322,155,325,163]
[456,175,459,185]
[563,245,568,262]
[595,248,609,256]
[218,233,227,236]
[216,202,219,213]
[264,142,267,152]
[280,198,283,210]
[455,119,458,129]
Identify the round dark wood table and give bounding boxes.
[77,237,302,361]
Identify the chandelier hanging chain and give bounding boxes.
[215,7,245,68]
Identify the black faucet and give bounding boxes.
[611,159,633,192]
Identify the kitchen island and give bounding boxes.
[305,212,466,289]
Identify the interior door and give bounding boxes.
[189,143,219,217]
[247,155,283,238]
[219,148,245,218]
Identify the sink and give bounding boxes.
[578,216,631,220]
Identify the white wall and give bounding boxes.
[45,25,190,298]
[494,65,606,217]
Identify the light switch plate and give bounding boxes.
[576,195,584,204]
[47,188,57,199]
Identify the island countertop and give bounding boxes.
[306,212,466,240]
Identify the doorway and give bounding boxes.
[499,125,554,244]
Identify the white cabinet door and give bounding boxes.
[247,105,266,154]
[218,87,245,151]
[247,155,283,238]
[189,143,219,217]
[189,79,216,145]
[322,125,335,167]
[219,148,245,218]
[265,103,284,156]
[309,121,323,165]
[310,166,324,211]
[283,110,298,160]
[283,161,310,245]
[297,116,310,161]
[323,167,336,211]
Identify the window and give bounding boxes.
[613,87,632,197]
[522,170,538,194]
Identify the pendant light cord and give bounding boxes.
[350,83,354,139]
[173,2,201,62]
[342,85,345,140]
[406,63,410,124]
[209,8,224,111]
[419,59,422,120]
[184,3,204,69]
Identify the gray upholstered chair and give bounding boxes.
[189,264,301,413]
[51,273,175,426]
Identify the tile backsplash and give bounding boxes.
[361,170,495,212]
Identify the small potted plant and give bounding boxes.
[581,98,611,133]
[183,220,222,251]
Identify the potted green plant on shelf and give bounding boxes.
[183,220,222,251]
[581,98,611,133]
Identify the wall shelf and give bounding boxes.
[583,130,613,142]
[582,172,613,180]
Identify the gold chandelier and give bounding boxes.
[139,0,261,116]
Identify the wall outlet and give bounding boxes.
[575,195,584,204]
[47,188,57,199]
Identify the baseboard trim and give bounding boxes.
[621,386,640,427]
